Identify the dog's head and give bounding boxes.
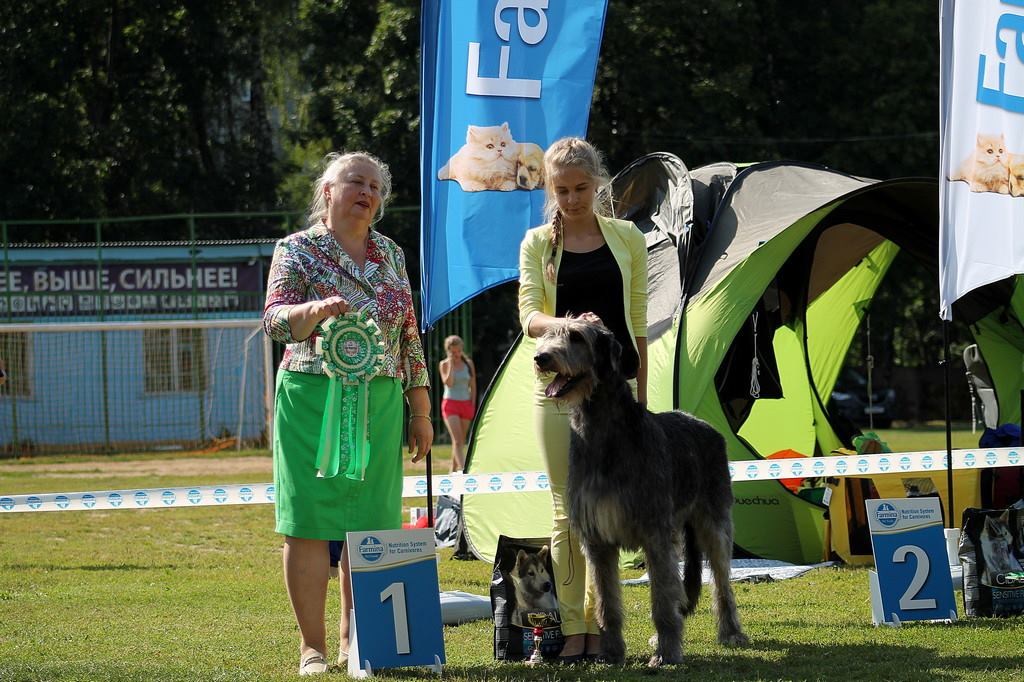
[511,547,552,600]
[533,319,621,404]
[982,516,1015,562]
[515,143,545,190]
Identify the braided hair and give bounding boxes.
[541,137,612,282]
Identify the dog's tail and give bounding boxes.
[681,522,703,616]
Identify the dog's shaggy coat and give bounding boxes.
[534,320,748,667]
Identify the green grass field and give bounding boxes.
[873,424,986,453]
[1,431,1022,681]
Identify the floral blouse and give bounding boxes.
[263,224,429,391]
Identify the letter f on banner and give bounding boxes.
[419,0,609,330]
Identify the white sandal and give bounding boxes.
[299,651,328,676]
[337,648,349,666]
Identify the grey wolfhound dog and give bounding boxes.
[534,319,747,667]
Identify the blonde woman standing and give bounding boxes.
[263,151,433,675]
[517,137,648,662]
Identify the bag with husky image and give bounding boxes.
[959,507,1024,617]
[490,535,564,660]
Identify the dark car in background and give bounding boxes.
[828,368,897,429]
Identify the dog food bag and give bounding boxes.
[490,535,564,660]
[959,507,1024,617]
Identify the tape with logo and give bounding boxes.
[1,446,1020,513]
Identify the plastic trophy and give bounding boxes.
[525,612,553,667]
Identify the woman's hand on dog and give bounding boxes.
[576,311,604,326]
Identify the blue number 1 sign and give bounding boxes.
[346,528,446,677]
[866,498,957,626]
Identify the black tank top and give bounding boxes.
[555,243,639,378]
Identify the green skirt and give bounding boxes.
[273,370,403,539]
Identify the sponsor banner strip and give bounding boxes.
[726,446,1023,483]
[2,447,1021,513]
[0,484,275,514]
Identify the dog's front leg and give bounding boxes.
[584,541,626,664]
[644,536,685,667]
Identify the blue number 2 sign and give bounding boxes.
[866,498,957,626]
[346,528,446,677]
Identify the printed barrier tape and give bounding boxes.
[0,484,276,514]
[2,446,1022,514]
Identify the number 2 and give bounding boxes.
[380,582,411,654]
[893,545,937,610]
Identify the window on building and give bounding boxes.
[0,332,30,397]
[143,329,207,394]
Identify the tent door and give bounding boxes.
[716,285,785,428]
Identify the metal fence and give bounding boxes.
[0,210,471,453]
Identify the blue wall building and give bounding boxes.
[1,240,277,454]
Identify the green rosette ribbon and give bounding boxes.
[313,310,385,480]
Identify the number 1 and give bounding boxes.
[380,582,411,654]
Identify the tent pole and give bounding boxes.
[426,449,435,528]
[866,313,874,431]
[943,320,954,526]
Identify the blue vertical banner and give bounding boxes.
[419,0,609,329]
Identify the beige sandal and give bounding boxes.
[299,651,328,676]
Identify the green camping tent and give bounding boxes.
[678,163,926,563]
[462,159,1024,566]
[967,278,1024,429]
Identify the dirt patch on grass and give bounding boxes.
[0,453,450,480]
[0,456,272,478]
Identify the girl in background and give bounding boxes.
[438,334,476,472]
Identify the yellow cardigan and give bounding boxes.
[518,214,648,350]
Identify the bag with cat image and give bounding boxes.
[490,535,564,661]
[959,507,1024,617]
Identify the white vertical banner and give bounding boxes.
[939,0,1024,320]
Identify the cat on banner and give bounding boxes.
[940,0,1024,320]
[419,0,609,330]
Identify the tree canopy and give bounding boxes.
[2,0,940,219]
[2,1,960,394]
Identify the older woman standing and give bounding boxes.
[263,151,433,676]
